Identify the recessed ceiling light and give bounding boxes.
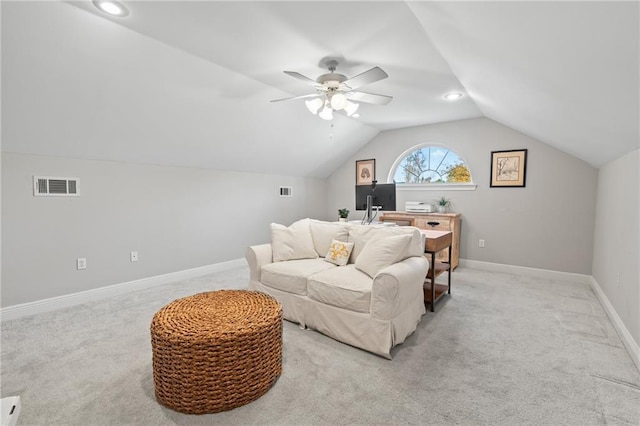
[444,92,464,101]
[93,0,130,17]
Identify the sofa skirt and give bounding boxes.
[249,280,425,359]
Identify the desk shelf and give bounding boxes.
[421,229,453,312]
[423,282,450,304]
[426,261,450,279]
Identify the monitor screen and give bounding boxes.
[355,183,396,211]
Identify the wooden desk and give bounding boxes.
[381,212,461,270]
[420,230,453,312]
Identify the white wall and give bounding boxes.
[1,153,328,307]
[327,117,598,274]
[592,149,639,348]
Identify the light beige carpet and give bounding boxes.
[2,266,639,425]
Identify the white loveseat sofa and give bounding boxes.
[246,218,429,358]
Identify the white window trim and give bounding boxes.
[387,142,476,190]
[396,183,477,191]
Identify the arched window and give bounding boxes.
[388,144,476,190]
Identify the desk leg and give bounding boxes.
[448,244,452,294]
[430,251,436,312]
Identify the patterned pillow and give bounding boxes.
[324,239,355,266]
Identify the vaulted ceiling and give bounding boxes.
[2,1,638,177]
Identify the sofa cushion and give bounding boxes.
[309,220,349,257]
[324,239,354,266]
[261,258,335,295]
[271,218,318,262]
[348,225,423,264]
[307,265,372,313]
[355,234,413,278]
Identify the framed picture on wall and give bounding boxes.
[356,159,376,186]
[490,149,528,187]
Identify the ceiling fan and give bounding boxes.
[271,59,392,120]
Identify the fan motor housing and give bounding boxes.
[317,73,347,87]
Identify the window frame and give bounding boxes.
[387,143,477,191]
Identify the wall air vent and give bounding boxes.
[33,176,80,197]
[279,186,292,197]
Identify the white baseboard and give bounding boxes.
[0,258,246,321]
[589,276,640,373]
[459,259,591,285]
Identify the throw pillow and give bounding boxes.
[324,239,354,266]
[349,226,422,264]
[355,234,412,278]
[271,218,318,262]
[309,220,349,257]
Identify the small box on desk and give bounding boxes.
[405,201,435,213]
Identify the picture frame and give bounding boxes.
[356,159,376,186]
[490,149,528,188]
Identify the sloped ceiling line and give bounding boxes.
[4,1,638,178]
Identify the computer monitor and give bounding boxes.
[355,183,397,211]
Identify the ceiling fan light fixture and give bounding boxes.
[330,92,348,110]
[318,103,334,121]
[344,101,359,117]
[444,92,463,101]
[273,61,391,121]
[305,98,323,115]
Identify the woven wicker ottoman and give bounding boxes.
[150,290,282,414]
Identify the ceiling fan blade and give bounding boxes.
[284,71,324,89]
[271,93,324,103]
[346,91,393,105]
[341,67,388,91]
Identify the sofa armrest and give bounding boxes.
[245,244,273,284]
[370,256,429,320]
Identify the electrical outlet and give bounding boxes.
[479,239,485,248]
[130,251,138,262]
[77,257,87,270]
